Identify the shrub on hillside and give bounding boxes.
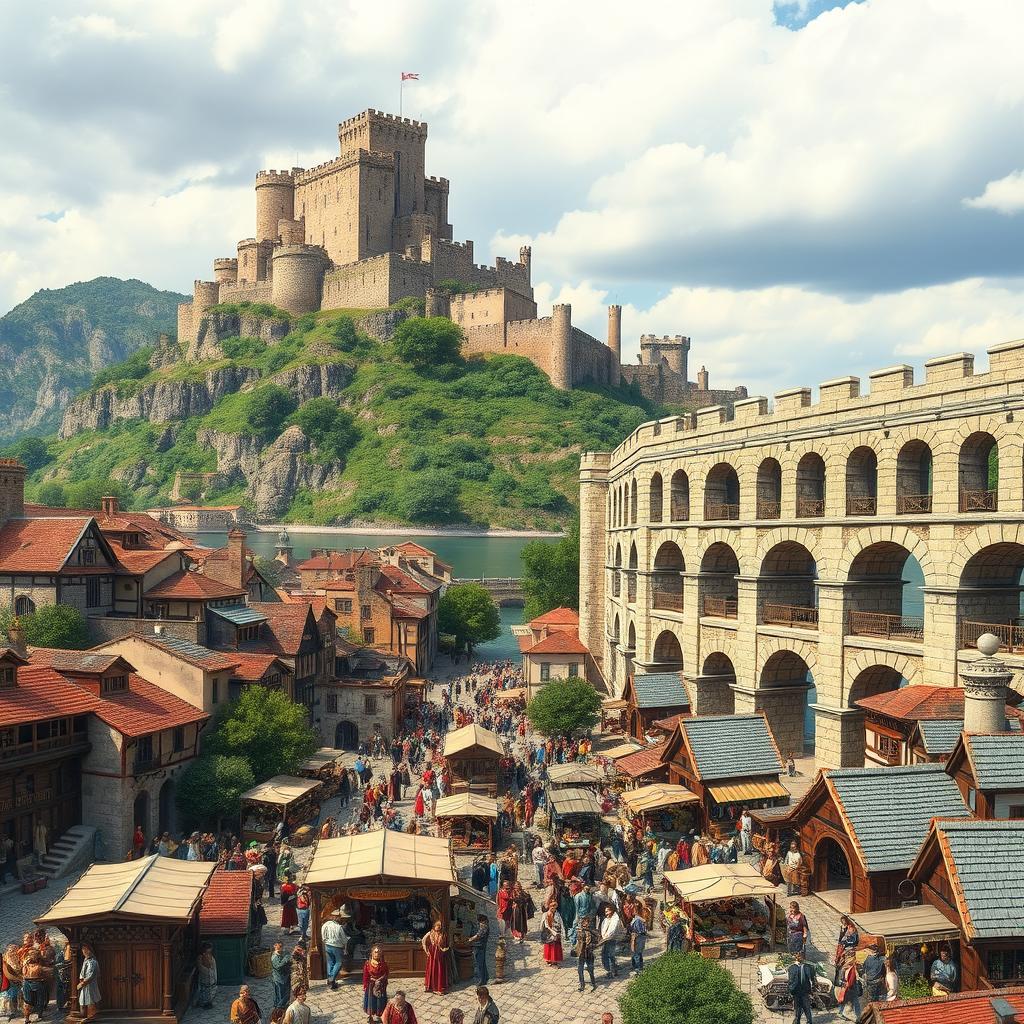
[392,317,464,374]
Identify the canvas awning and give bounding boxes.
[36,855,215,924]
[602,698,628,710]
[620,783,699,814]
[435,793,499,820]
[599,741,644,759]
[493,687,527,703]
[850,904,961,946]
[548,787,604,817]
[664,863,778,904]
[304,830,456,886]
[299,750,344,772]
[546,763,605,786]
[240,775,321,806]
[443,723,505,758]
[705,778,790,804]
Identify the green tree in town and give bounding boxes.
[176,754,255,831]
[619,952,754,1024]
[207,685,317,780]
[525,676,601,737]
[392,316,464,374]
[438,583,501,654]
[0,604,90,649]
[520,519,580,619]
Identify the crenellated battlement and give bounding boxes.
[255,169,296,186]
[339,108,428,135]
[425,175,449,188]
[640,334,691,347]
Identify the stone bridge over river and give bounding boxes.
[453,576,524,606]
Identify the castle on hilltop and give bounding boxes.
[178,109,745,406]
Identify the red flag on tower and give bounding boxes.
[401,72,420,81]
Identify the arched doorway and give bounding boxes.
[133,791,150,835]
[705,463,740,520]
[651,542,684,612]
[759,541,818,628]
[756,458,782,519]
[813,835,852,895]
[795,452,826,518]
[700,542,740,618]
[958,542,1024,652]
[652,630,683,670]
[158,779,176,835]
[335,720,359,751]
[699,652,736,716]
[759,650,814,758]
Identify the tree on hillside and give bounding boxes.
[207,686,317,780]
[0,604,90,650]
[402,468,462,523]
[392,317,464,373]
[35,481,67,507]
[619,952,754,1024]
[246,385,297,440]
[521,519,580,619]
[176,753,255,832]
[63,477,131,510]
[290,397,357,461]
[526,676,600,738]
[0,436,52,471]
[438,583,501,654]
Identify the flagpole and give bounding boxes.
[400,76,403,117]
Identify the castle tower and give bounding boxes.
[271,244,326,315]
[519,245,532,273]
[0,458,26,528]
[639,334,690,379]
[213,258,238,286]
[193,280,220,315]
[697,365,709,390]
[607,305,622,363]
[255,170,296,243]
[550,304,573,391]
[960,633,1014,733]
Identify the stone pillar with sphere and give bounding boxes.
[960,632,1014,734]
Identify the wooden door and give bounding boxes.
[130,946,162,1011]
[99,945,131,1011]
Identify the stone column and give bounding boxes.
[734,576,759,687]
[960,633,1013,733]
[921,586,960,686]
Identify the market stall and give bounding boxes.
[240,775,322,845]
[545,762,606,789]
[850,904,962,986]
[620,782,701,836]
[443,723,506,796]
[198,869,255,985]
[600,697,628,734]
[435,792,500,851]
[663,863,778,958]
[493,687,527,705]
[303,830,474,981]
[295,748,346,797]
[35,854,215,1023]
[547,787,605,846]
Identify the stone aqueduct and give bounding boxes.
[578,341,1024,768]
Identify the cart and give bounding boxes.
[757,955,835,1015]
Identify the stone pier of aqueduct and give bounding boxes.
[579,340,1024,768]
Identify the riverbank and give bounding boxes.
[255,523,564,539]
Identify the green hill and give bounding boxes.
[12,303,661,530]
[0,277,186,439]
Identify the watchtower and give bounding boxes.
[640,334,690,379]
[255,170,296,243]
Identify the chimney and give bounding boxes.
[227,527,246,590]
[101,495,119,516]
[960,633,1013,733]
[0,459,26,526]
[7,616,25,656]
[697,366,709,391]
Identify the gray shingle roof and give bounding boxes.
[827,763,969,872]
[917,719,965,755]
[681,714,782,782]
[966,733,1024,791]
[632,672,690,710]
[938,819,1024,938]
[209,604,268,626]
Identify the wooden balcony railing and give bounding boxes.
[670,508,690,522]
[651,578,684,612]
[959,488,998,513]
[959,619,1024,654]
[756,499,781,519]
[896,493,932,514]
[796,496,825,518]
[703,596,739,619]
[0,733,78,761]
[847,610,924,642]
[763,603,819,629]
[846,496,877,516]
[705,502,740,521]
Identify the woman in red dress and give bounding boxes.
[362,945,390,1024]
[421,920,449,994]
[496,881,514,937]
[413,786,425,820]
[279,873,298,933]
[541,899,564,967]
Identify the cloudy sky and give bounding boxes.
[2,0,1023,396]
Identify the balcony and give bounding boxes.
[847,611,924,642]
[959,488,998,513]
[133,757,162,775]
[846,496,877,516]
[756,499,780,519]
[796,497,825,518]
[762,603,819,629]
[705,502,740,521]
[959,619,1024,654]
[896,493,932,515]
[703,597,738,619]
[651,576,683,612]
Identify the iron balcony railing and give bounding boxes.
[763,603,819,629]
[796,496,825,518]
[847,610,924,642]
[756,499,781,519]
[705,502,740,521]
[846,496,877,516]
[959,619,1024,654]
[703,596,739,619]
[896,493,932,514]
[959,488,998,513]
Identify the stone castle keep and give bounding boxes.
[177,108,744,405]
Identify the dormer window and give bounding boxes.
[102,674,128,694]
[0,665,15,689]
[81,549,96,565]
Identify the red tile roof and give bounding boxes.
[230,653,289,681]
[0,665,101,725]
[376,564,430,595]
[389,597,429,620]
[855,685,970,721]
[324,579,355,591]
[145,570,247,600]
[92,673,208,737]
[651,712,689,733]
[95,635,240,673]
[28,648,130,675]
[525,631,589,655]
[25,504,193,550]
[529,607,579,627]
[297,549,378,572]
[392,541,434,556]
[110,544,181,575]
[871,987,1024,1024]
[0,517,92,572]
[615,742,668,778]
[199,869,253,934]
[247,603,317,656]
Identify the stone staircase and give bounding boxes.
[37,825,96,879]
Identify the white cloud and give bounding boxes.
[51,13,142,41]
[964,170,1024,215]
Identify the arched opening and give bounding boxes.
[13,595,35,616]
[649,473,664,523]
[756,458,782,520]
[611,613,620,643]
[759,650,814,758]
[705,463,740,520]
[652,630,683,669]
[847,665,909,766]
[958,432,998,512]
[846,446,878,516]
[896,440,933,514]
[627,543,638,604]
[700,542,739,618]
[612,543,622,598]
[958,542,1024,652]
[158,779,176,835]
[813,835,852,896]
[133,791,150,834]
[626,621,636,652]
[651,542,684,612]
[629,480,638,524]
[795,452,826,518]
[335,720,359,750]
[759,542,818,628]
[847,542,925,641]
[699,652,736,715]
[670,470,690,522]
